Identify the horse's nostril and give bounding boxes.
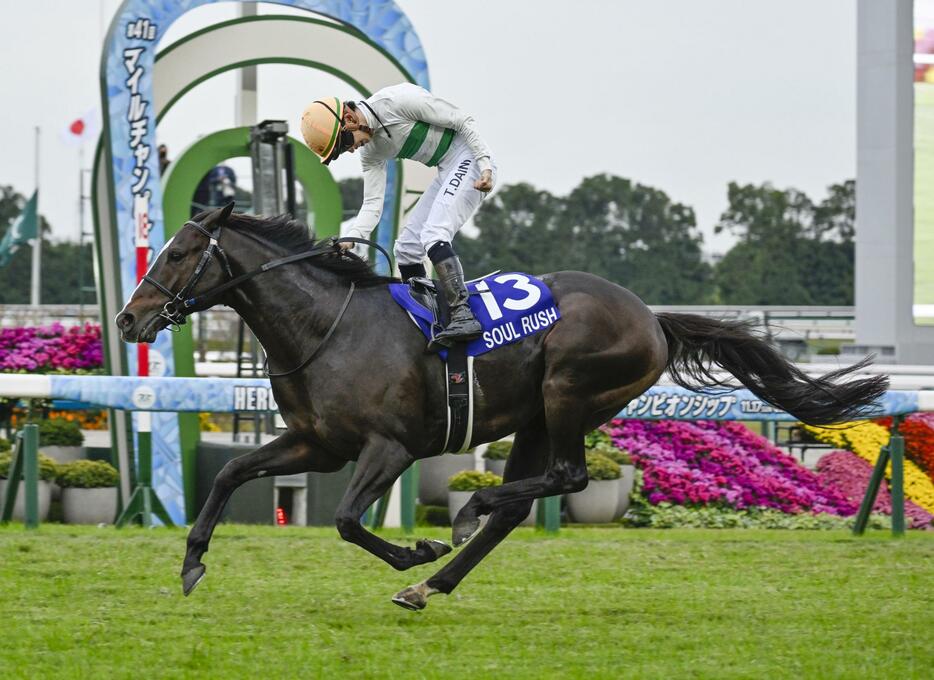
[117,312,134,329]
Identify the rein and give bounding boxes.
[142,217,391,377]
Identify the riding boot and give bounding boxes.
[427,248,481,351]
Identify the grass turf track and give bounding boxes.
[1,524,932,679]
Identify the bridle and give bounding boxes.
[143,220,234,329]
[141,216,391,377]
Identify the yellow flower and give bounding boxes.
[806,422,934,513]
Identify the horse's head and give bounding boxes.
[115,203,235,343]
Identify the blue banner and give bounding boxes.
[41,376,923,421]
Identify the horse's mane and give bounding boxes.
[224,212,396,287]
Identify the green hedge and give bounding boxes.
[483,441,511,460]
[56,460,119,488]
[624,502,892,530]
[585,451,620,480]
[36,418,84,447]
[0,452,59,481]
[448,470,502,491]
[587,442,631,466]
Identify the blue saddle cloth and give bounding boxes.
[388,272,561,359]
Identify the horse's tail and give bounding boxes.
[654,312,888,425]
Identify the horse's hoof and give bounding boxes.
[417,538,452,560]
[181,564,206,596]
[392,586,426,611]
[452,516,481,546]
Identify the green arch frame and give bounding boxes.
[161,126,342,244]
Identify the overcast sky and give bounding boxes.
[0,0,856,254]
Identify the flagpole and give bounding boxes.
[30,126,40,307]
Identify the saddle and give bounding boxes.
[389,271,561,454]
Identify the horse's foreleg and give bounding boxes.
[334,435,452,571]
[392,416,548,611]
[182,431,344,596]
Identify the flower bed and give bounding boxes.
[805,422,934,514]
[815,450,933,529]
[877,414,934,483]
[0,323,103,373]
[605,419,857,516]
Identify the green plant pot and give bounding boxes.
[0,479,52,522]
[61,487,118,525]
[567,479,619,524]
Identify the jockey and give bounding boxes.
[300,83,495,349]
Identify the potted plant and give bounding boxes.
[482,440,511,476]
[566,451,621,524]
[37,417,85,463]
[0,451,57,521]
[447,470,502,528]
[418,448,476,507]
[589,443,636,519]
[56,460,119,524]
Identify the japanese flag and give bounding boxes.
[60,109,101,146]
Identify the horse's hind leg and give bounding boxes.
[182,431,344,596]
[333,435,453,571]
[392,415,548,611]
[451,370,656,545]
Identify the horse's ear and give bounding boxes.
[218,201,235,225]
[202,201,236,229]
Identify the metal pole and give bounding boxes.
[400,464,418,533]
[853,445,890,535]
[22,424,39,529]
[890,416,906,536]
[78,146,86,320]
[538,495,561,533]
[30,127,41,307]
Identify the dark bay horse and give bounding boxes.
[115,204,887,610]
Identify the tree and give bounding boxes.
[713,181,855,305]
[458,175,712,304]
[0,185,92,304]
[457,183,563,277]
[562,175,711,304]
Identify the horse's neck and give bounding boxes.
[223,240,348,367]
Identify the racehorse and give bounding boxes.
[115,203,888,610]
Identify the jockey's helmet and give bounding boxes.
[300,97,350,165]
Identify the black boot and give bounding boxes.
[427,245,481,351]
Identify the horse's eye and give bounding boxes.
[167,250,184,262]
